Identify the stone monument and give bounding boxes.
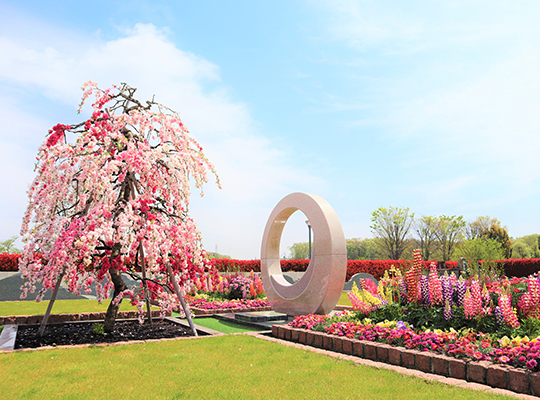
[260,192,347,315]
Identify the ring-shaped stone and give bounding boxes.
[260,192,347,315]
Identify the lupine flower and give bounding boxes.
[499,293,520,328]
[463,288,475,319]
[456,278,466,307]
[398,277,408,303]
[519,276,540,319]
[444,299,453,321]
[469,280,483,316]
[428,262,443,305]
[482,283,491,308]
[421,275,430,308]
[405,249,422,303]
[441,275,453,307]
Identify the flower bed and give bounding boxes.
[272,249,540,396]
[182,297,271,316]
[289,314,540,371]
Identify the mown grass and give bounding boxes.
[337,291,352,306]
[0,334,512,400]
[0,299,154,317]
[189,317,262,333]
[0,292,352,317]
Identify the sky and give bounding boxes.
[2,1,540,259]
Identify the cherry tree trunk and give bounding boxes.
[104,267,127,333]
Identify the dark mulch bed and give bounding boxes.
[15,319,195,349]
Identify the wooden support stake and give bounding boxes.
[166,263,197,336]
[38,269,65,337]
[139,243,153,324]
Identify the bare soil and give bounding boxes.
[15,319,195,349]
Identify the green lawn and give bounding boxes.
[0,299,154,317]
[0,293,352,317]
[0,334,512,400]
[337,291,352,306]
[187,317,262,334]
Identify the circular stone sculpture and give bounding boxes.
[260,192,347,315]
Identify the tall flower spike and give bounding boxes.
[441,275,453,308]
[405,249,423,303]
[463,288,475,319]
[520,276,540,319]
[494,305,504,325]
[499,292,520,329]
[428,261,443,305]
[482,283,491,308]
[421,275,430,309]
[398,277,408,303]
[444,299,453,321]
[469,279,483,316]
[456,277,466,307]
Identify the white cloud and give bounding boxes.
[291,1,540,242]
[394,50,540,185]
[0,21,323,258]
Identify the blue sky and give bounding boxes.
[2,1,540,259]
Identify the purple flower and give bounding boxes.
[421,275,430,308]
[399,278,408,303]
[456,279,466,307]
[494,306,505,326]
[442,276,453,306]
[444,299,453,321]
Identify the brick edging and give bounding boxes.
[272,325,540,397]
[0,310,168,325]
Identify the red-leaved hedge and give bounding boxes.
[210,259,310,273]
[210,258,540,280]
[3,254,540,280]
[0,253,20,271]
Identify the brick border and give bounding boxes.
[0,310,166,325]
[272,325,540,397]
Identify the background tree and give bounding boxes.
[206,252,232,259]
[19,82,220,333]
[465,216,501,240]
[511,234,539,259]
[370,207,414,260]
[0,236,21,254]
[512,241,533,259]
[435,215,466,261]
[482,224,512,259]
[346,238,383,260]
[414,216,438,261]
[288,242,309,259]
[457,237,504,278]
